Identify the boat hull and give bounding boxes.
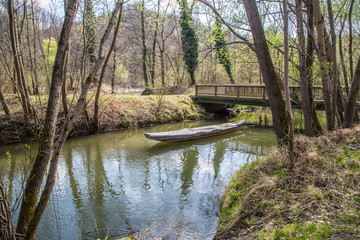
[144,120,246,143]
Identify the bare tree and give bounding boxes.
[94,1,125,130]
[243,0,288,142]
[140,0,149,87]
[7,0,32,127]
[344,58,360,127]
[16,0,80,236]
[313,0,335,130]
[283,0,294,165]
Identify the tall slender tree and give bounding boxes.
[8,0,32,126]
[213,17,234,84]
[243,0,288,142]
[179,0,198,86]
[17,1,125,238]
[283,0,294,166]
[94,3,124,130]
[344,57,360,127]
[313,0,335,130]
[297,0,323,136]
[140,0,149,87]
[16,0,80,237]
[85,0,97,65]
[150,0,161,86]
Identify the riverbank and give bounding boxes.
[215,127,360,239]
[0,94,209,145]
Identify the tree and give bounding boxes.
[297,0,323,136]
[85,0,97,65]
[150,0,161,86]
[313,0,335,130]
[213,17,234,84]
[283,0,294,165]
[16,1,125,238]
[0,175,15,240]
[140,0,149,87]
[94,2,124,130]
[243,0,288,142]
[344,57,360,127]
[157,0,176,87]
[0,75,11,117]
[16,0,80,238]
[7,0,32,127]
[179,0,198,86]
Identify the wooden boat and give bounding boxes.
[144,120,246,143]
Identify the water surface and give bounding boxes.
[0,119,276,239]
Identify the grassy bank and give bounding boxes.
[0,94,208,145]
[215,127,360,239]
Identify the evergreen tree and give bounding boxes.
[179,0,198,86]
[213,18,234,84]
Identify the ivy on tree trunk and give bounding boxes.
[179,0,198,86]
[213,17,234,84]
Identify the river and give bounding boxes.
[0,118,276,239]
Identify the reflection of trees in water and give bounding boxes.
[143,153,151,190]
[63,143,83,216]
[0,144,37,207]
[180,146,199,196]
[6,157,16,205]
[213,141,226,180]
[88,140,108,229]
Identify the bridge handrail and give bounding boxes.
[194,84,325,100]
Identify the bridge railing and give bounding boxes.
[195,84,324,101]
[195,84,267,98]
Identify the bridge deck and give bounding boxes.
[193,84,325,109]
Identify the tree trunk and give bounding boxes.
[344,57,360,127]
[25,14,37,96]
[150,0,161,87]
[305,1,324,135]
[16,0,79,236]
[160,47,165,87]
[348,0,355,78]
[141,0,149,88]
[0,175,15,240]
[0,77,11,117]
[297,0,313,136]
[111,47,116,94]
[25,2,125,238]
[8,0,32,125]
[94,2,124,130]
[62,51,69,117]
[30,0,40,95]
[339,17,349,96]
[283,0,294,166]
[313,0,335,130]
[243,0,288,142]
[327,0,342,126]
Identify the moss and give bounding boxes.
[257,221,332,240]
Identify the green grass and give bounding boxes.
[257,221,332,240]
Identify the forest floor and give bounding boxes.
[214,127,360,239]
[0,92,210,145]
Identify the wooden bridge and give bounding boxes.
[193,84,325,112]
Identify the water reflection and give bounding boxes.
[0,119,276,239]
